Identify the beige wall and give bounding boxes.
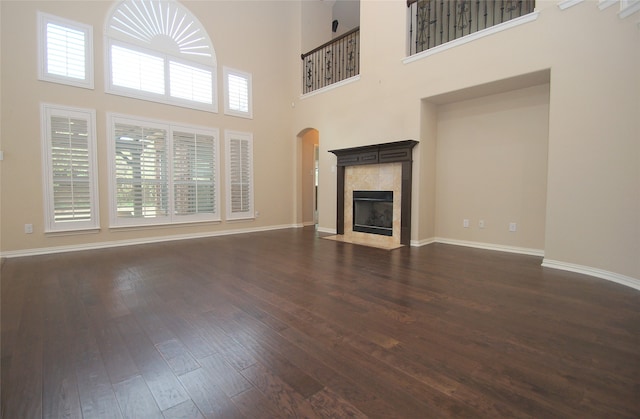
[434,84,549,250]
[0,1,299,253]
[1,0,639,283]
[301,0,333,53]
[295,0,639,280]
[332,0,360,38]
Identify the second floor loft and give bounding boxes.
[300,0,639,95]
[301,0,536,95]
[301,26,360,95]
[407,0,535,55]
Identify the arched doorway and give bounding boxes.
[296,128,319,228]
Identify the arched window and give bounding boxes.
[106,0,217,112]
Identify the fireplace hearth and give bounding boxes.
[353,190,393,236]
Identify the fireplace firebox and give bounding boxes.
[353,190,393,236]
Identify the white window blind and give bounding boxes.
[224,67,253,118]
[41,104,98,232]
[111,44,165,95]
[38,12,93,89]
[173,129,218,218]
[108,114,220,227]
[170,61,213,104]
[113,120,169,222]
[225,131,254,220]
[47,23,85,79]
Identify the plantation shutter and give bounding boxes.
[224,67,252,118]
[111,45,165,95]
[114,121,169,221]
[38,12,93,89]
[173,130,217,217]
[46,22,86,80]
[169,62,213,104]
[226,131,254,220]
[228,73,249,112]
[42,105,98,232]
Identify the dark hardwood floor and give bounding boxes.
[1,227,639,418]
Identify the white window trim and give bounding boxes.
[225,130,254,221]
[105,0,218,113]
[107,113,221,228]
[223,67,253,119]
[41,103,99,233]
[37,12,94,89]
[558,0,584,10]
[105,39,218,113]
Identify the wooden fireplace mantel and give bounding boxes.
[329,140,418,245]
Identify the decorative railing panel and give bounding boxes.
[301,27,360,94]
[407,0,535,55]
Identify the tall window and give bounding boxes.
[225,131,254,220]
[108,114,220,227]
[224,67,253,119]
[106,0,217,112]
[41,104,99,232]
[38,12,93,89]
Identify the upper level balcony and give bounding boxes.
[301,1,536,95]
[407,0,536,55]
[301,26,360,95]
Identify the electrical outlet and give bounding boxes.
[255,211,260,218]
[479,220,485,229]
[463,219,470,228]
[509,222,517,232]
[24,224,33,234]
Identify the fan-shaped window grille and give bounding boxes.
[106,0,217,112]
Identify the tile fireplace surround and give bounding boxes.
[329,140,418,247]
[344,163,402,248]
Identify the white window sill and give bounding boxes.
[45,227,101,237]
[109,219,222,232]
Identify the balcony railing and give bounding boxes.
[301,27,360,94]
[407,0,535,55]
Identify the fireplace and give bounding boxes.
[353,190,393,236]
[329,140,418,246]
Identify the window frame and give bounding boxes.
[37,12,94,89]
[40,103,99,233]
[223,67,253,119]
[105,0,218,113]
[107,113,221,228]
[225,130,254,221]
[105,39,218,113]
[172,125,221,222]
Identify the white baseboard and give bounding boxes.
[410,237,436,247]
[0,224,298,258]
[8,227,636,293]
[412,238,639,292]
[542,259,640,291]
[429,237,545,257]
[316,226,337,235]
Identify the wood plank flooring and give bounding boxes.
[2,227,639,418]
